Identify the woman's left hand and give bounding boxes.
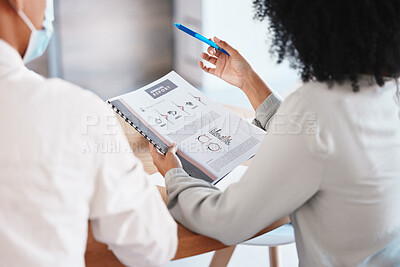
[149,143,183,177]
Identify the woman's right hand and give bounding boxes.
[199,37,254,90]
[199,37,273,111]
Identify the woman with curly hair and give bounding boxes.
[150,0,400,265]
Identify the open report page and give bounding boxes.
[108,71,266,184]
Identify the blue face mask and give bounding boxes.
[10,0,54,63]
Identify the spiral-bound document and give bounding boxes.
[107,71,266,184]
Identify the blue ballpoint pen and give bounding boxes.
[174,23,230,56]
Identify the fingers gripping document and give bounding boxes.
[108,71,266,184]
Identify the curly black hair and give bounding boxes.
[253,0,400,91]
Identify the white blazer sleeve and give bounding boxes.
[164,91,329,246]
[88,103,177,267]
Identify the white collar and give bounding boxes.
[0,39,25,68]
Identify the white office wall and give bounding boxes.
[58,0,173,100]
[173,0,203,86]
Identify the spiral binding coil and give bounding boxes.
[107,101,166,155]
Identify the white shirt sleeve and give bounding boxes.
[164,91,328,246]
[87,101,177,267]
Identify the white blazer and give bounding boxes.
[0,39,177,267]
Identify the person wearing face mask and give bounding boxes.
[0,0,177,266]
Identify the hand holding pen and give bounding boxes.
[199,37,273,110]
[198,36,255,91]
[174,23,252,89]
[175,23,272,110]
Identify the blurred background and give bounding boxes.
[29,0,300,109]
[27,0,300,265]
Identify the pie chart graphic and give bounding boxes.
[208,143,221,152]
[197,134,210,143]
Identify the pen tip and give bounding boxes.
[174,23,180,27]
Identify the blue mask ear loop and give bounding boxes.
[16,10,38,32]
[7,0,38,32]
